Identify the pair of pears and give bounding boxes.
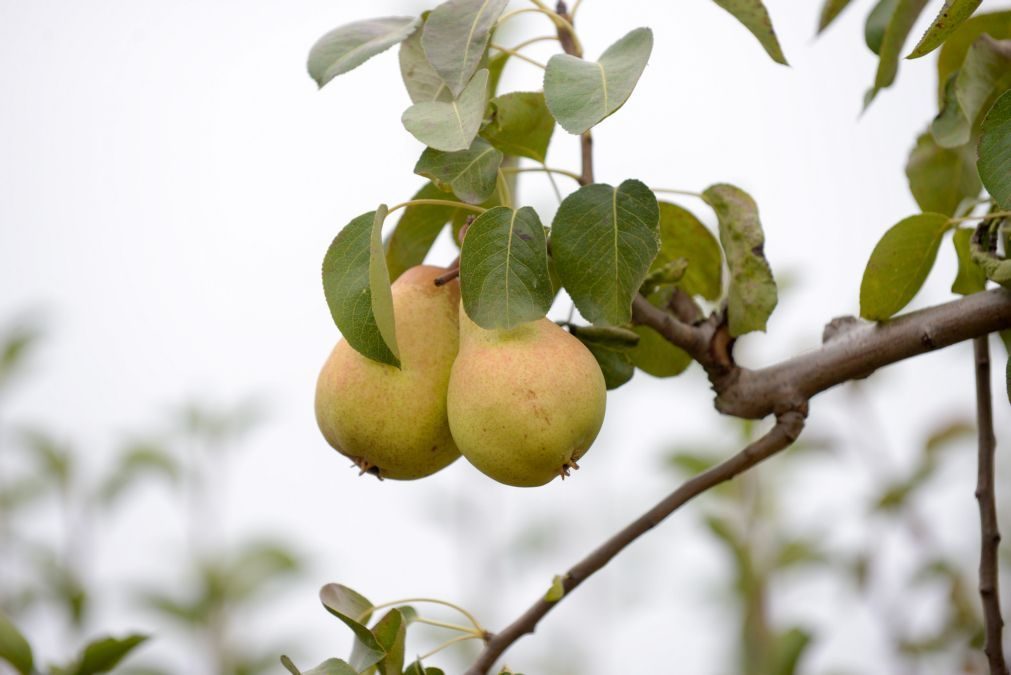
[314,265,606,487]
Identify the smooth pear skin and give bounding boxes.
[315,265,461,480]
[447,309,607,487]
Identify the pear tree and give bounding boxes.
[296,1,1011,674]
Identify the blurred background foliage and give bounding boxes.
[0,316,302,675]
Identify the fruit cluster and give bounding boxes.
[315,265,606,487]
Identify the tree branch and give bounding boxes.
[465,409,807,675]
[974,335,1008,675]
[683,289,1011,419]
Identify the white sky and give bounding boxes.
[1,1,1010,673]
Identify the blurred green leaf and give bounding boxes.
[0,320,42,389]
[769,627,812,675]
[0,611,33,675]
[925,419,975,455]
[937,10,1011,100]
[178,398,265,445]
[711,0,788,64]
[319,584,385,671]
[281,656,358,675]
[18,427,72,491]
[774,539,826,570]
[864,0,929,106]
[859,213,950,320]
[666,450,721,475]
[307,17,419,88]
[482,92,554,163]
[370,609,408,675]
[65,634,148,675]
[865,0,900,55]
[323,209,401,367]
[951,227,987,295]
[818,0,856,33]
[978,89,1011,209]
[99,441,178,505]
[654,202,723,301]
[403,661,445,675]
[932,35,1011,148]
[544,28,654,134]
[552,180,660,325]
[224,541,300,603]
[385,183,459,282]
[905,132,981,216]
[908,0,984,59]
[702,184,778,335]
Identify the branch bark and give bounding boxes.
[465,410,807,675]
[974,335,1008,675]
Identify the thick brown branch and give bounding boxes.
[974,335,1008,675]
[713,289,1011,419]
[465,410,807,675]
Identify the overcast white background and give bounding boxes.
[2,1,1010,673]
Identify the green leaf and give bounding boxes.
[301,659,358,675]
[403,662,445,675]
[978,88,1011,209]
[399,14,452,104]
[770,628,812,675]
[421,0,508,98]
[318,584,385,672]
[711,0,788,64]
[460,206,553,329]
[971,227,1011,286]
[702,184,778,336]
[371,610,408,675]
[551,180,660,325]
[937,10,1011,101]
[481,92,555,163]
[629,324,692,378]
[865,0,929,105]
[905,131,981,216]
[543,28,653,135]
[865,0,900,55]
[931,72,969,149]
[281,655,301,675]
[322,208,400,367]
[655,202,723,300]
[908,0,984,59]
[1006,355,1010,406]
[544,575,566,602]
[98,442,178,505]
[818,0,857,33]
[308,17,420,88]
[414,138,504,204]
[385,183,459,280]
[951,227,987,294]
[0,612,33,675]
[70,634,148,675]
[934,35,1011,148]
[402,69,489,152]
[0,321,42,389]
[859,213,951,320]
[572,334,635,389]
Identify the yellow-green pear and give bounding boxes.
[447,309,607,487]
[315,265,461,480]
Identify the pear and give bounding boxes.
[447,309,607,487]
[315,265,461,480]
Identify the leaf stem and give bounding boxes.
[525,0,582,55]
[361,597,485,632]
[570,0,584,18]
[508,35,561,51]
[413,616,484,635]
[417,634,484,661]
[489,44,547,70]
[500,166,583,183]
[387,200,486,216]
[651,187,705,199]
[949,211,1011,224]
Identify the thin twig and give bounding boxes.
[464,410,807,674]
[974,335,1008,675]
